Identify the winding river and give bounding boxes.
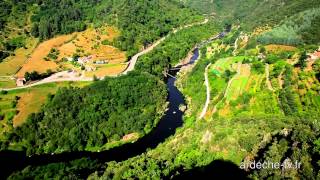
[1,23,230,177]
[1,20,231,176]
[0,49,201,178]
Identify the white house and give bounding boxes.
[16,78,26,87]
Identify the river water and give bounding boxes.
[0,48,200,178]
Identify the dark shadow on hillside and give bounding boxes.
[0,150,27,179]
[172,160,250,180]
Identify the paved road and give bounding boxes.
[123,18,209,75]
[199,63,211,119]
[2,19,209,91]
[2,71,93,91]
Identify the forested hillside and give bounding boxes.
[258,8,320,45]
[0,72,167,154]
[0,0,202,59]
[179,0,320,31]
[179,0,320,46]
[136,22,220,78]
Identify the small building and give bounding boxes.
[66,57,74,62]
[77,55,94,65]
[258,53,266,60]
[16,78,26,87]
[94,60,109,64]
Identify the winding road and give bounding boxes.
[123,18,208,74]
[1,19,209,92]
[199,63,211,119]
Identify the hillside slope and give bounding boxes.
[0,0,202,60]
[179,0,320,29]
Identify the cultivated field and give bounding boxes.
[225,64,251,101]
[265,44,298,53]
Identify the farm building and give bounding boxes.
[16,78,26,87]
[78,55,93,64]
[94,60,109,64]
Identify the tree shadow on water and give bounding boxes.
[173,160,250,180]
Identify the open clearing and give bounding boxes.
[16,35,68,77]
[0,81,92,127]
[0,38,38,76]
[265,44,298,53]
[0,7,36,76]
[0,77,16,88]
[16,26,126,78]
[225,64,251,101]
[85,64,127,77]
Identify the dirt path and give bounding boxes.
[199,63,211,119]
[265,64,274,91]
[232,36,239,56]
[278,70,284,89]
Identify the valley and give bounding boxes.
[0,0,320,179]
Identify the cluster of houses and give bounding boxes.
[66,55,109,65]
[65,54,110,72]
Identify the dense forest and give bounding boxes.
[179,0,320,32]
[178,0,320,46]
[136,22,220,78]
[0,0,202,60]
[257,8,320,45]
[0,72,167,154]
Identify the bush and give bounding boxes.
[265,54,280,64]
[4,36,26,51]
[0,51,10,62]
[0,90,8,95]
[252,60,265,73]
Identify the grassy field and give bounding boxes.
[0,78,16,88]
[15,26,126,78]
[85,63,127,78]
[225,64,251,101]
[0,81,92,130]
[15,35,71,77]
[265,44,298,53]
[0,4,38,76]
[0,38,39,76]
